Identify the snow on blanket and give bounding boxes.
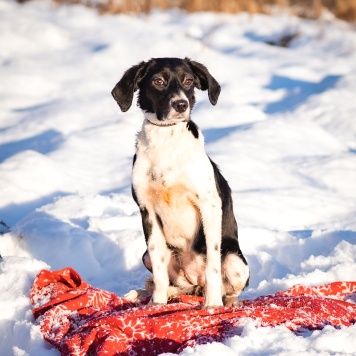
[30,268,356,356]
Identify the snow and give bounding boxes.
[1,0,356,354]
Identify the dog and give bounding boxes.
[112,57,249,308]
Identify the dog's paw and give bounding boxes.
[124,289,151,302]
[150,296,168,305]
[202,303,224,310]
[223,294,243,307]
[149,301,166,306]
[124,290,139,301]
[202,297,224,309]
[148,297,168,306]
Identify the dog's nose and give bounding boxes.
[172,99,188,113]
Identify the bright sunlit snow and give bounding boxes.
[1,0,356,354]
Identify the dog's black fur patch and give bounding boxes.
[187,120,199,139]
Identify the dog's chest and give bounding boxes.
[132,121,214,247]
[133,121,209,189]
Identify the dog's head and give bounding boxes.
[112,57,221,126]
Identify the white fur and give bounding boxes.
[132,117,223,307]
[222,253,250,296]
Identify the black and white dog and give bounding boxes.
[112,57,249,308]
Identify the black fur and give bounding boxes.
[140,207,152,244]
[186,120,199,139]
[112,57,220,122]
[112,62,147,112]
[191,159,244,258]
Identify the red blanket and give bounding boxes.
[30,268,356,356]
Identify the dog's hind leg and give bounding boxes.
[222,253,250,307]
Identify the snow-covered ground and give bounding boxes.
[1,0,356,354]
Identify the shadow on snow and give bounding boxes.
[0,191,67,228]
[202,123,254,144]
[0,129,63,163]
[264,74,342,114]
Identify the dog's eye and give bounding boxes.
[153,78,165,87]
[183,78,193,86]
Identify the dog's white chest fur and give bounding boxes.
[132,119,218,250]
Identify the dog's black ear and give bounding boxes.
[185,58,221,105]
[111,61,147,112]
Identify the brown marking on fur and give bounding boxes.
[147,183,192,206]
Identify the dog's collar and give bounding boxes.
[148,120,176,127]
[147,119,186,127]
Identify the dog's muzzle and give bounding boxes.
[172,99,188,113]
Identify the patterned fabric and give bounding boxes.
[30,268,356,356]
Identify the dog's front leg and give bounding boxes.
[140,207,170,304]
[199,197,224,308]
